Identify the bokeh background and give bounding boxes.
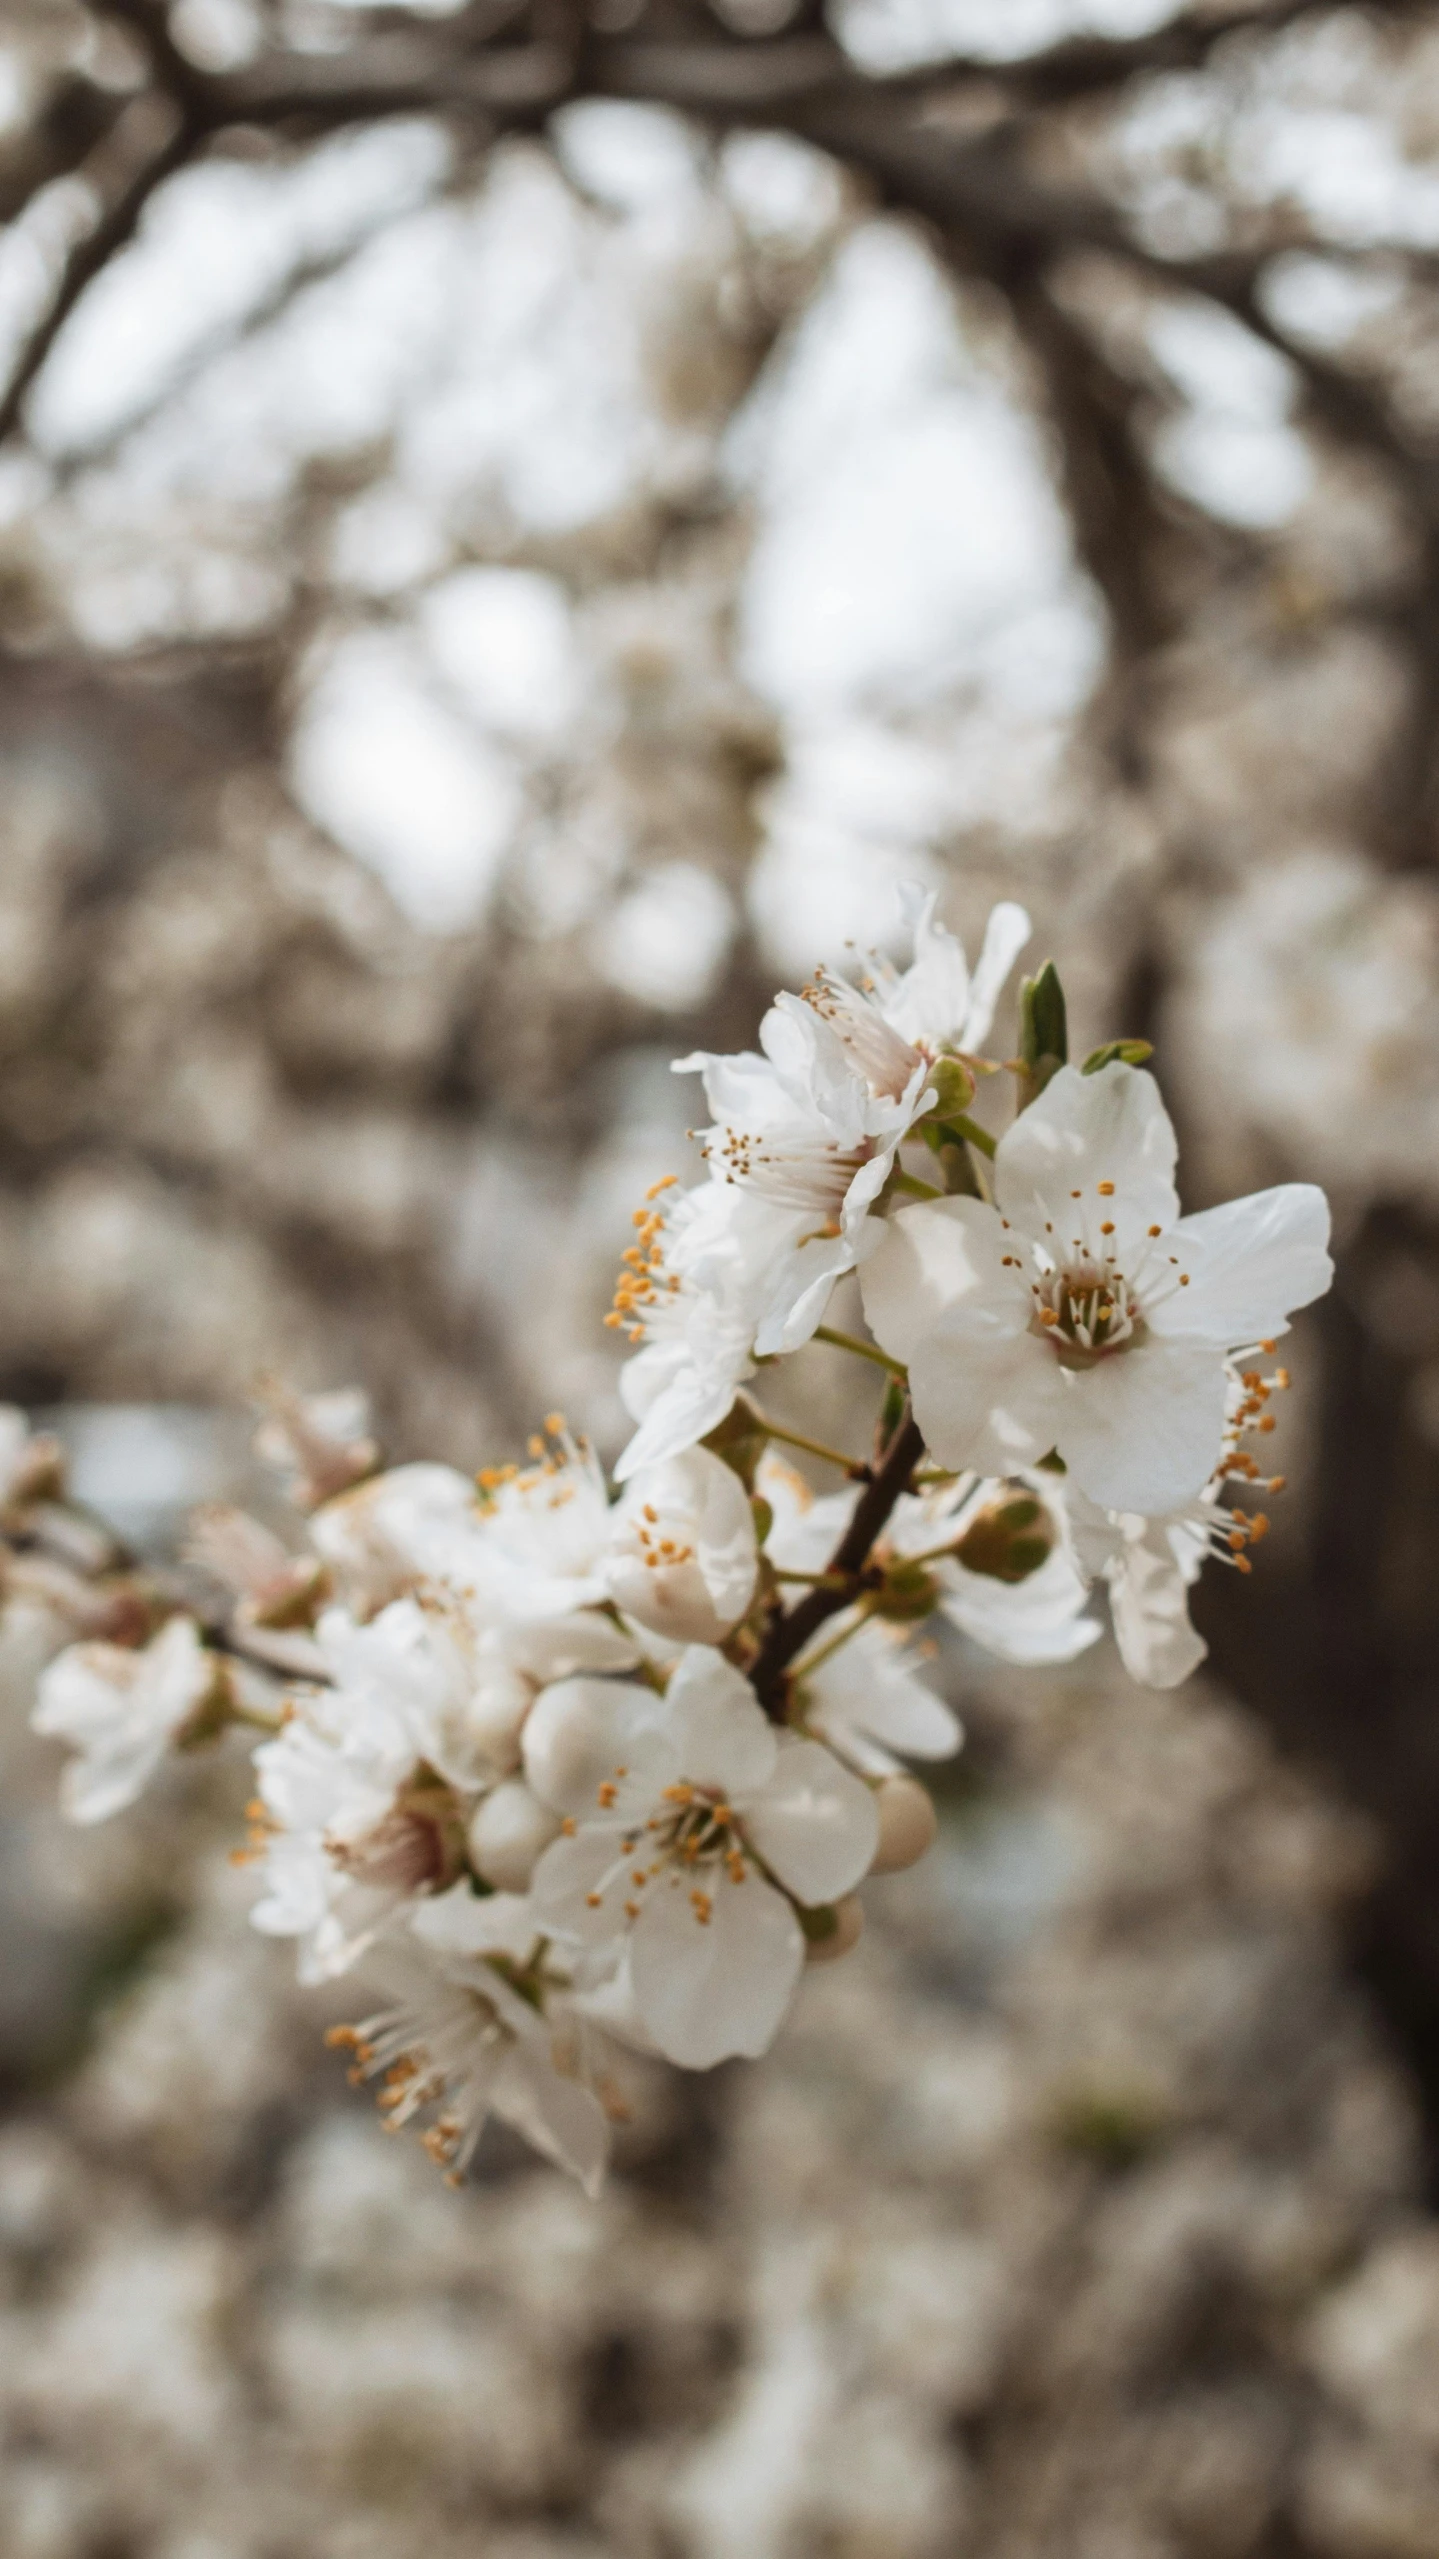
[2,1,1439,2552]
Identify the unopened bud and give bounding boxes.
[953,1493,1052,1584]
[870,1775,937,1874]
[923,1056,976,1122]
[802,1892,865,1964]
[468,1779,562,1892]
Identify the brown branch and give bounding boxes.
[0,96,200,449]
[750,1409,924,1716]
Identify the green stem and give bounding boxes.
[758,1414,869,1475]
[950,1113,997,1160]
[771,1567,852,1589]
[890,1167,943,1200]
[790,1600,877,1684]
[813,1324,907,1378]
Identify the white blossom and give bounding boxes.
[678,893,1031,1360]
[862,1061,1332,1515]
[613,896,1029,1476]
[33,1616,221,1823]
[332,1884,610,2193]
[526,1647,878,2068]
[249,1600,499,1981]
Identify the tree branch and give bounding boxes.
[750,1409,925,1715]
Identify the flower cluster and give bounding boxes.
[27,893,1333,2192]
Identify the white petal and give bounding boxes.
[995,1063,1178,1250]
[743,1735,878,1903]
[465,1781,562,1892]
[663,1647,777,1797]
[411,1880,539,1962]
[610,1447,757,1645]
[521,1677,670,1818]
[960,900,1031,1049]
[1147,1184,1332,1346]
[491,2041,611,2196]
[942,1546,1101,1668]
[629,1865,803,2067]
[1057,1343,1228,1514]
[860,1196,1021,1366]
[908,1326,1062,1476]
[529,1825,631,1947]
[1107,1525,1209,1691]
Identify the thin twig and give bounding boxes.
[751,1407,925,1715]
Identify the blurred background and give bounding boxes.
[1,0,1439,2552]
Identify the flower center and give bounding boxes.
[1031,1257,1144,1365]
[582,1772,750,1926]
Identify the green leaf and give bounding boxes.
[1081,1039,1154,1076]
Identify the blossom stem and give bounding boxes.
[772,1567,852,1589]
[813,1325,907,1378]
[889,1169,943,1200]
[949,1112,997,1160]
[757,1415,870,1476]
[789,1601,876,1682]
[750,1404,927,1718]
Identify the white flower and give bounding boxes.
[309,1462,479,1616]
[423,1420,759,1647]
[249,1600,503,1981]
[254,1381,378,1510]
[861,1061,1333,1515]
[678,893,1031,1361]
[33,1616,221,1823]
[526,1647,878,2068]
[612,1178,780,1478]
[332,1885,610,2193]
[607,1447,757,1645]
[612,896,1030,1476]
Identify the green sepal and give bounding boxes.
[922,1055,976,1122]
[1017,961,1068,1108]
[750,1495,773,1546]
[798,1901,840,1944]
[1082,1039,1153,1076]
[701,1393,769,1492]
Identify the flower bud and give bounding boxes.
[870,1775,937,1874]
[802,1893,864,1964]
[468,1779,561,1892]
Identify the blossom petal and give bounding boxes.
[743,1734,878,1903]
[1147,1184,1333,1346]
[1057,1342,1228,1514]
[961,900,1032,1050]
[907,1325,1062,1476]
[629,1865,803,2067]
[522,1677,671,1819]
[995,1063,1179,1253]
[610,1447,758,1645]
[861,1196,1026,1363]
[492,2041,611,2197]
[529,1824,632,1946]
[663,1648,777,1797]
[1107,1524,1209,1691]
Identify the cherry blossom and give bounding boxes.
[526,1647,878,2068]
[862,1061,1332,1515]
[33,1615,223,1823]
[332,1885,610,2193]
